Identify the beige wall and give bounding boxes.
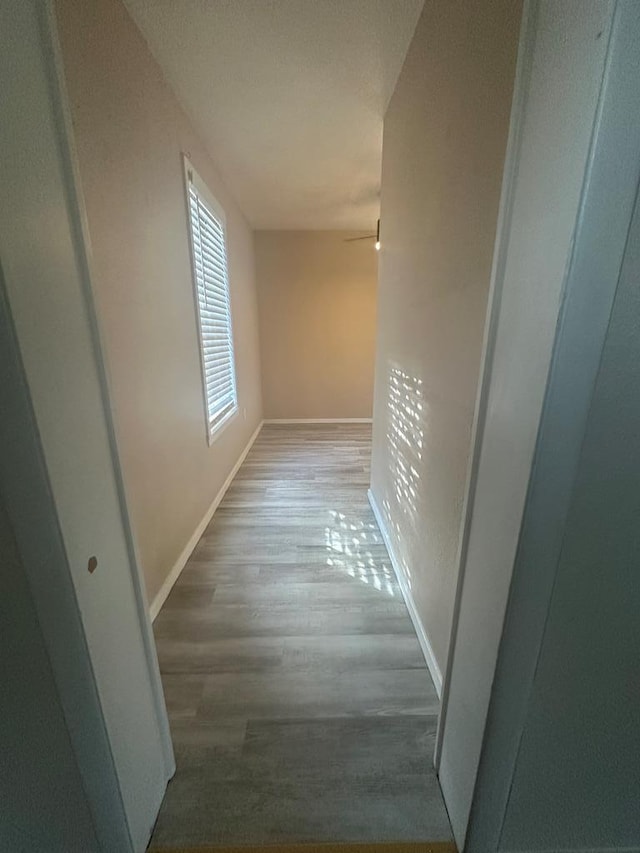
[55,0,263,606]
[370,0,521,681]
[255,231,377,419]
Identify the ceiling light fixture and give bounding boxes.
[342,219,381,249]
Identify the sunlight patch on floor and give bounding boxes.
[325,509,395,596]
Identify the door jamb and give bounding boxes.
[41,0,175,778]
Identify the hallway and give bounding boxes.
[150,424,451,848]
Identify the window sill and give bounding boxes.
[207,405,238,446]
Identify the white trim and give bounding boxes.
[183,154,227,226]
[434,0,536,771]
[45,0,176,777]
[0,237,132,850]
[4,3,172,846]
[150,419,263,621]
[264,418,373,424]
[207,404,238,445]
[46,0,178,805]
[368,488,443,697]
[461,4,640,848]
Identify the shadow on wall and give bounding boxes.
[381,363,425,590]
[324,509,396,597]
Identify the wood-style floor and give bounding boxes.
[149,424,452,849]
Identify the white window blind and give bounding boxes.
[184,158,237,442]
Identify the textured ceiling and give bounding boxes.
[123,0,424,229]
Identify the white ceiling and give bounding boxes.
[123,0,424,229]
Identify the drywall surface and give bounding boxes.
[437,2,614,847]
[123,0,424,229]
[0,503,97,852]
[255,231,377,419]
[55,0,263,605]
[369,0,521,677]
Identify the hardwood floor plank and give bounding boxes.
[150,424,451,847]
[161,674,206,720]
[211,581,400,606]
[280,634,426,673]
[198,668,438,720]
[241,716,440,783]
[170,563,260,586]
[156,636,285,674]
[154,602,415,641]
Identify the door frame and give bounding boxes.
[0,1,174,848]
[435,0,640,848]
[42,0,174,774]
[463,1,640,847]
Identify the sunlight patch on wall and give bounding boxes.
[381,364,426,589]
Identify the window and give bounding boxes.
[183,156,237,443]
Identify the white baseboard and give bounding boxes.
[263,418,373,424]
[150,419,264,621]
[368,488,443,697]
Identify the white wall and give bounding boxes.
[369,0,522,690]
[436,1,617,847]
[0,2,173,849]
